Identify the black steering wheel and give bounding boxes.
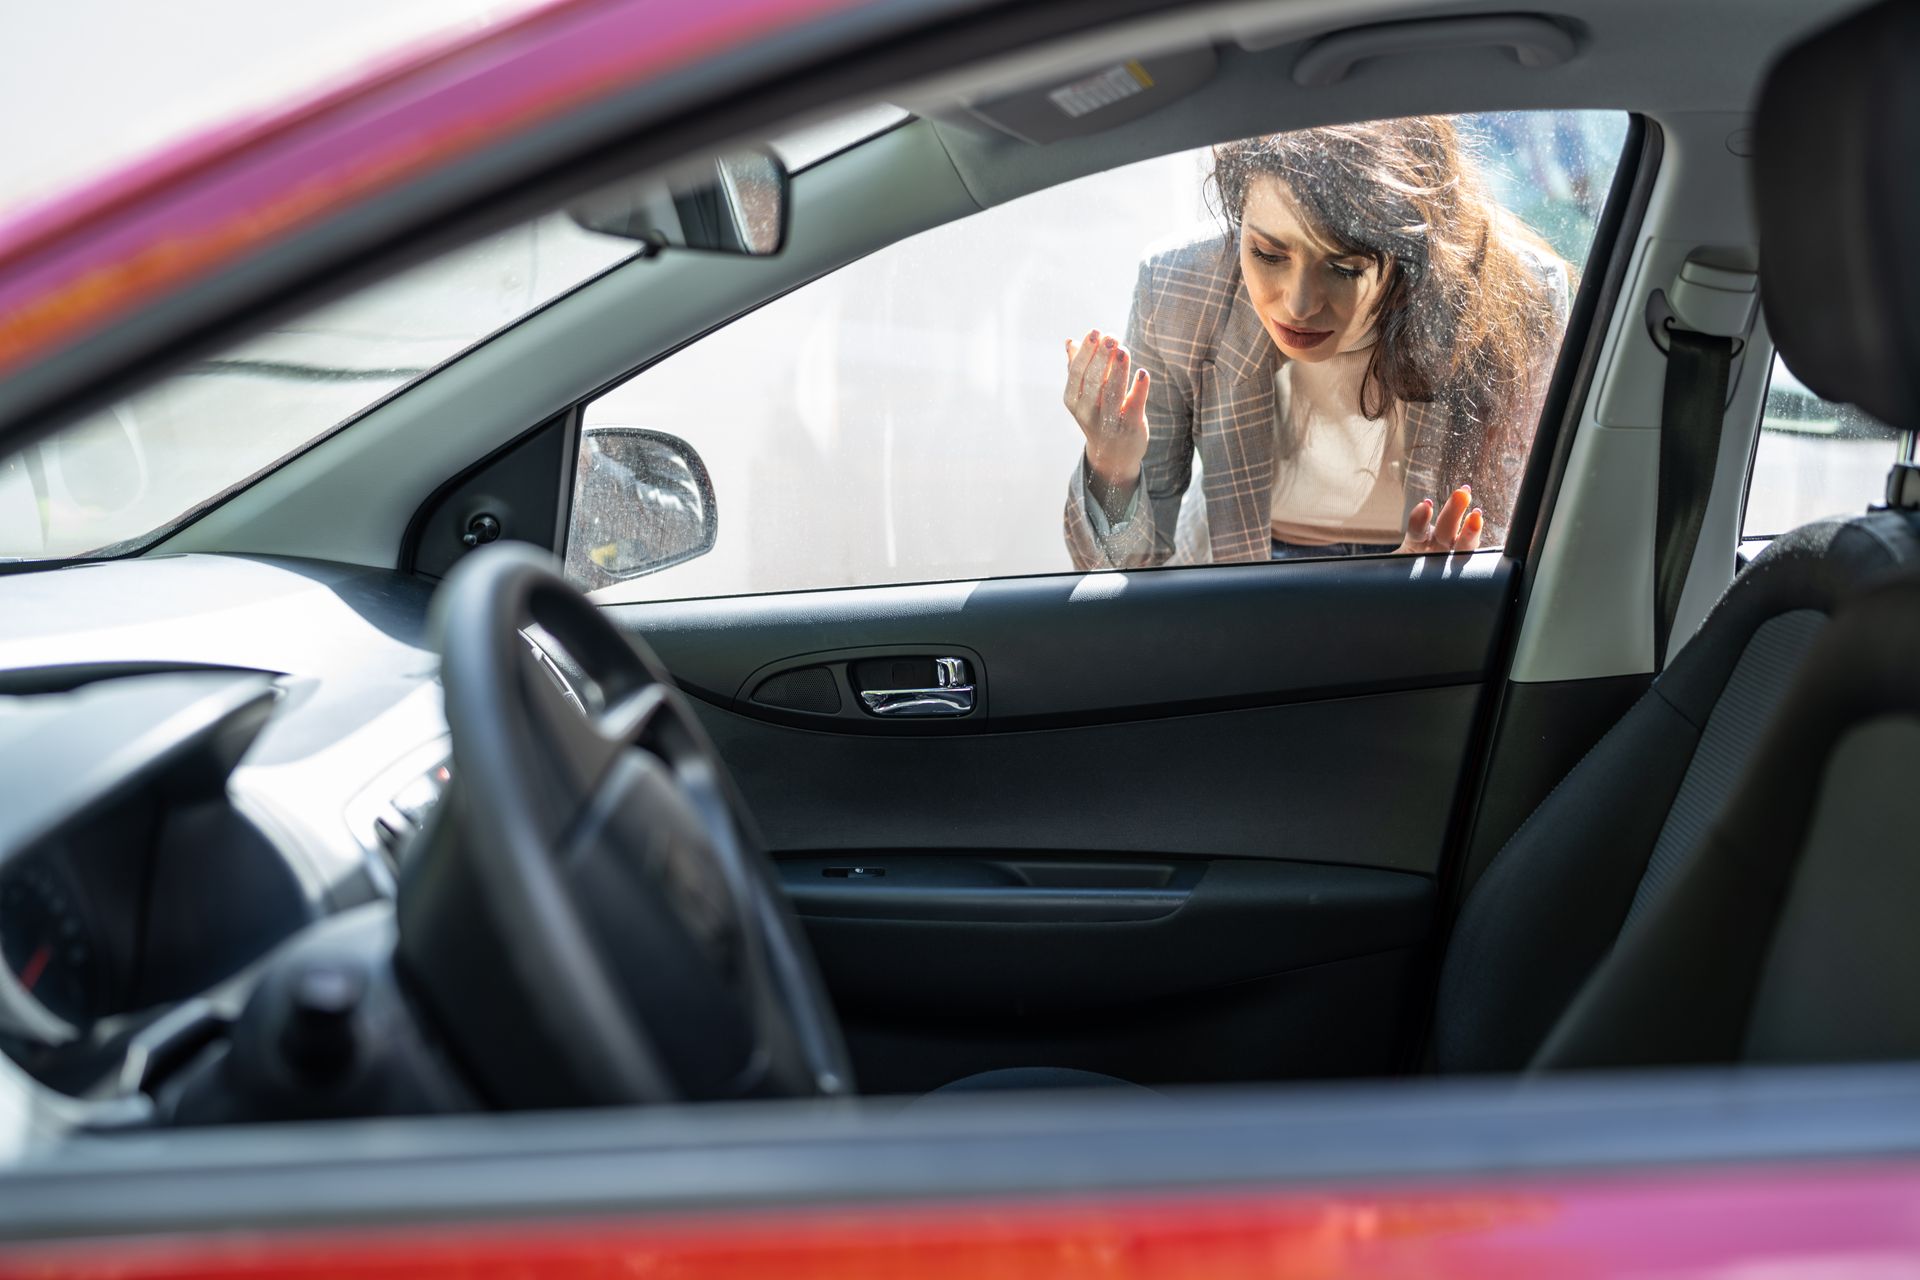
[396,544,852,1108]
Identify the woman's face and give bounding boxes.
[1237,177,1391,363]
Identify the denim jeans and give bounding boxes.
[1269,537,1399,561]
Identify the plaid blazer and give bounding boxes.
[1064,228,1564,569]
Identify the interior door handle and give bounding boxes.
[860,657,974,717]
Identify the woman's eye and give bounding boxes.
[1330,263,1365,280]
[1249,245,1284,265]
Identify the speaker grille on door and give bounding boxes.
[751,666,841,715]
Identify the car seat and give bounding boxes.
[1514,0,1920,1071]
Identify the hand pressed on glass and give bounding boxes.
[1398,486,1483,555]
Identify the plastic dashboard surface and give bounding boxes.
[0,554,451,933]
[0,554,439,690]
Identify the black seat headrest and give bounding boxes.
[1754,0,1920,432]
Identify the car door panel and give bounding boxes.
[780,859,1430,1006]
[688,688,1476,872]
[781,855,1430,1090]
[837,951,1423,1092]
[609,554,1509,1088]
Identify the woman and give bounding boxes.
[1062,117,1571,569]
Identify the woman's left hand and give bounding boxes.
[1397,486,1483,554]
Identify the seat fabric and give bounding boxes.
[1532,580,1920,1069]
[1433,513,1920,1074]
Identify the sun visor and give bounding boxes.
[960,48,1217,145]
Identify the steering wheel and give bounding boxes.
[395,544,853,1108]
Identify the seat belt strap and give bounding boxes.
[1654,327,1735,668]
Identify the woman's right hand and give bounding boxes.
[1064,329,1151,501]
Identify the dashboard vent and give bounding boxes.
[752,667,841,715]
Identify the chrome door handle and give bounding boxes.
[860,657,974,717]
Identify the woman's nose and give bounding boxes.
[1281,272,1323,324]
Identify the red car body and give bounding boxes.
[7,1164,1920,1277]
[1,2,1917,1276]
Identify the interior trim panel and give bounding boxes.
[781,855,1431,997]
[615,552,1509,731]
[692,686,1477,875]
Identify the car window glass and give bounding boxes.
[571,111,1630,602]
[0,216,637,561]
[1741,352,1898,542]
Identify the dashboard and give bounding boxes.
[0,554,478,1099]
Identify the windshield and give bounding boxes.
[0,214,639,561]
[0,102,909,563]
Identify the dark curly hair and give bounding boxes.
[1209,117,1569,538]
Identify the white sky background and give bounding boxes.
[0,0,511,218]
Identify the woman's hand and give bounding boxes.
[1398,486,1484,555]
[1064,329,1151,504]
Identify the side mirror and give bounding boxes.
[566,148,788,256]
[566,428,717,588]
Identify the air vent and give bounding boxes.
[752,666,841,715]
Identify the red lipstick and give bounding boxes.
[1274,322,1333,350]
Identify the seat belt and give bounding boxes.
[1654,329,1735,668]
[1650,253,1758,668]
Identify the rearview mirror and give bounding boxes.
[565,428,717,589]
[566,148,788,256]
